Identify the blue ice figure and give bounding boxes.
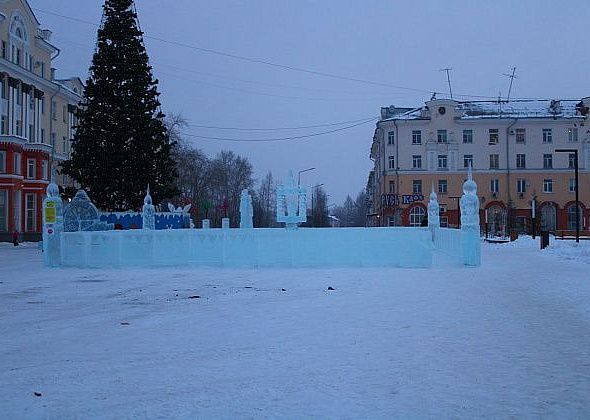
[427,184,440,241]
[276,170,307,230]
[142,186,156,230]
[239,189,253,229]
[42,171,63,267]
[460,165,481,266]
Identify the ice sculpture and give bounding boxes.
[42,169,63,267]
[427,185,440,241]
[276,170,307,229]
[459,165,481,266]
[142,186,155,230]
[63,190,113,232]
[239,189,254,228]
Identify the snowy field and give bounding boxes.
[1,237,590,419]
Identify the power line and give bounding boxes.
[33,8,547,101]
[185,116,378,131]
[179,118,377,142]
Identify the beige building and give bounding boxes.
[367,97,590,233]
[0,0,82,240]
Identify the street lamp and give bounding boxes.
[298,167,315,185]
[555,148,579,243]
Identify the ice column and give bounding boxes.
[459,165,481,266]
[142,185,156,230]
[239,189,254,228]
[427,184,440,241]
[42,170,64,267]
[276,170,307,229]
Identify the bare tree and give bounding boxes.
[311,186,330,227]
[253,171,276,227]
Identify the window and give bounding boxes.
[567,205,582,230]
[437,130,447,143]
[14,153,21,175]
[0,114,7,135]
[568,128,578,142]
[1,41,6,59]
[543,179,553,193]
[25,193,36,232]
[490,179,499,194]
[16,84,22,105]
[51,133,56,148]
[569,178,576,193]
[517,179,526,194]
[62,136,67,154]
[0,189,7,232]
[409,206,426,227]
[0,150,5,173]
[489,154,499,169]
[412,155,422,169]
[440,216,448,228]
[463,154,473,168]
[51,101,57,120]
[388,180,395,193]
[387,131,395,145]
[0,78,6,99]
[437,154,447,170]
[542,128,552,143]
[516,154,526,169]
[63,105,67,123]
[40,62,45,79]
[515,128,526,143]
[40,97,45,114]
[27,159,35,179]
[40,129,45,143]
[462,129,473,144]
[438,179,448,194]
[489,128,499,145]
[568,153,576,169]
[42,161,48,180]
[412,180,422,194]
[412,130,422,145]
[543,153,553,169]
[388,155,395,169]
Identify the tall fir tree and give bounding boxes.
[62,0,177,211]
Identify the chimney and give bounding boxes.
[50,68,56,81]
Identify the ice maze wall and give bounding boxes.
[59,227,434,268]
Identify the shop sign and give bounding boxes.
[381,194,424,207]
[44,202,56,223]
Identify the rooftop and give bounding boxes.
[380,98,590,122]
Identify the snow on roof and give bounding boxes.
[381,99,588,121]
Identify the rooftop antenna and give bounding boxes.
[439,68,453,99]
[502,67,517,102]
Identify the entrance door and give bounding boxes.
[541,204,556,231]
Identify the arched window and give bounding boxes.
[9,14,28,42]
[567,205,583,230]
[541,203,556,231]
[409,206,425,227]
[486,205,506,236]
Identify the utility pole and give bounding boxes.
[502,67,517,102]
[440,68,453,99]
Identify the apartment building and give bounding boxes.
[0,0,81,241]
[367,97,590,233]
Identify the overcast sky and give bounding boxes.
[30,0,590,203]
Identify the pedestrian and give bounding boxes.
[12,230,19,247]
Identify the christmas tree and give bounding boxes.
[62,0,177,211]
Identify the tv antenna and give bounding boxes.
[439,68,453,99]
[502,67,517,102]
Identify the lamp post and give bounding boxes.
[531,196,537,239]
[555,148,579,243]
[298,167,315,185]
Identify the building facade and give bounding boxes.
[0,0,81,241]
[367,97,590,234]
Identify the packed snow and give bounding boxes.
[1,237,589,418]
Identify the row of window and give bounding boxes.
[389,178,578,196]
[387,152,577,171]
[0,151,49,179]
[1,40,46,78]
[386,127,579,145]
[0,189,38,233]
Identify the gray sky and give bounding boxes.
[30,0,590,204]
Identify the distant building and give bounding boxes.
[0,0,82,241]
[367,97,590,233]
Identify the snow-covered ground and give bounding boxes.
[1,237,589,418]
